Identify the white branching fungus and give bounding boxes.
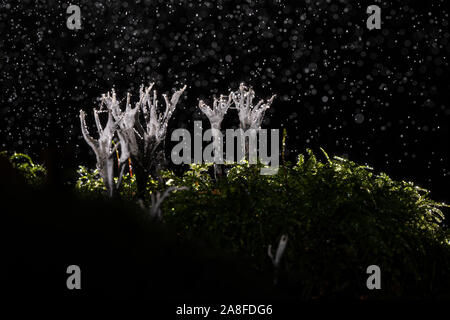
[198,94,233,130]
[139,83,187,144]
[232,83,276,130]
[268,234,288,268]
[138,186,188,220]
[198,94,232,178]
[149,186,189,220]
[268,234,288,284]
[100,90,139,163]
[98,83,186,198]
[134,83,186,193]
[230,83,275,161]
[79,108,124,197]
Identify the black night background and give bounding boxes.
[1,0,450,311]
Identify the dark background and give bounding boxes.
[1,0,449,204]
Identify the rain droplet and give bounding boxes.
[354,113,364,124]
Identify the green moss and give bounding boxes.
[161,149,450,298]
[6,149,450,298]
[3,152,47,186]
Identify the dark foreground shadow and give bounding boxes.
[1,156,275,303]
